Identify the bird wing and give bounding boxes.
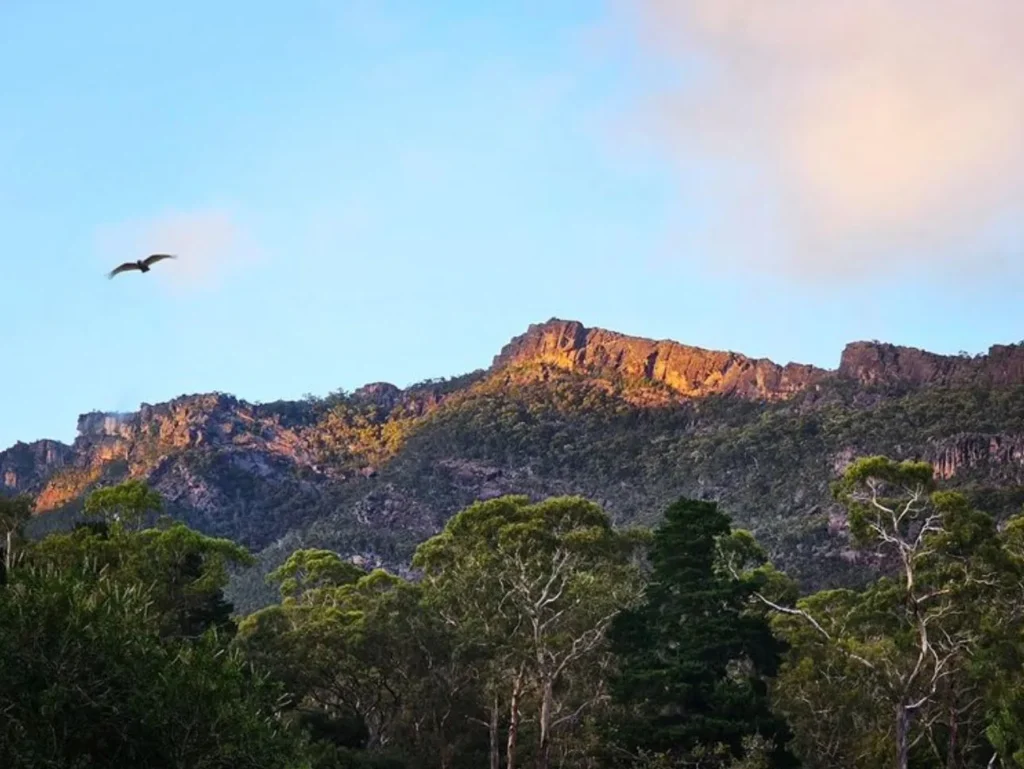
[142,253,176,267]
[108,262,141,279]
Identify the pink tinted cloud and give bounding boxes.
[611,0,1024,281]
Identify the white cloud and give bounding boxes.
[96,208,262,292]
[610,0,1024,281]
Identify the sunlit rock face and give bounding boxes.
[493,318,828,401]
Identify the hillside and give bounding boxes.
[5,318,1024,611]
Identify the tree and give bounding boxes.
[83,478,163,529]
[30,483,253,639]
[269,548,366,601]
[973,516,1024,769]
[128,522,255,637]
[0,494,33,578]
[604,497,797,768]
[0,564,304,768]
[765,587,898,768]
[413,495,646,769]
[237,553,478,767]
[763,457,1012,769]
[413,496,525,769]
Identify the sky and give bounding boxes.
[3,0,1024,447]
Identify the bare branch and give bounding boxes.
[750,591,878,671]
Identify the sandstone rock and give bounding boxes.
[20,393,319,514]
[928,433,1024,481]
[493,318,828,401]
[838,340,1024,389]
[0,440,72,494]
[353,382,401,406]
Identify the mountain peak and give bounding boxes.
[494,319,1024,397]
[492,318,827,401]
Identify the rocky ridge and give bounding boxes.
[4,318,1024,609]
[837,340,1024,389]
[498,319,1024,398]
[493,319,829,401]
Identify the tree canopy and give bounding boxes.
[9,464,1024,769]
[604,498,798,768]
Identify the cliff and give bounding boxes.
[493,319,828,400]
[838,340,1024,389]
[498,320,1024,398]
[0,440,72,495]
[11,394,327,547]
[929,433,1024,481]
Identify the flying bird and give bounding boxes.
[108,253,176,279]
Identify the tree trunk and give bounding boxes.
[896,704,911,769]
[489,692,500,769]
[4,529,11,572]
[507,665,525,769]
[365,711,387,752]
[536,678,553,769]
[946,702,959,769]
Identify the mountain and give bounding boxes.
[5,318,1024,611]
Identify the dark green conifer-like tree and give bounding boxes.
[605,498,798,767]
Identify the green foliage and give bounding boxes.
[19,450,1024,769]
[269,548,366,600]
[415,495,646,769]
[237,562,483,768]
[0,493,34,575]
[831,455,937,547]
[0,493,33,536]
[83,478,164,529]
[28,502,253,639]
[604,498,798,768]
[630,735,782,769]
[0,565,303,769]
[769,457,1023,769]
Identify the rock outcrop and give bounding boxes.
[70,394,315,464]
[929,433,1024,481]
[838,340,1024,389]
[24,394,320,515]
[493,319,828,401]
[352,383,403,410]
[494,320,1024,399]
[0,439,72,495]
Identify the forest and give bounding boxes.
[3,455,1024,769]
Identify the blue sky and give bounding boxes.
[2,0,1024,448]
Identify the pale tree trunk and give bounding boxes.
[365,709,390,752]
[507,665,525,769]
[489,692,500,769]
[536,678,554,769]
[4,529,11,572]
[896,703,911,769]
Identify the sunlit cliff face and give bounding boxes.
[622,0,1024,280]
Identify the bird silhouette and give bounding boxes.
[108,253,176,279]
